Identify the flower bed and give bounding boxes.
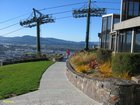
[70,49,140,79]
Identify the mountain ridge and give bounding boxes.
[0,35,99,50]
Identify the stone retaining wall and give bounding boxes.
[66,61,140,105]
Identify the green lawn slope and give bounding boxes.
[0,61,53,99]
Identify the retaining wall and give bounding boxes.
[66,61,140,105]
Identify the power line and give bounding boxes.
[95,1,120,4]
[0,13,30,24]
[0,7,120,31]
[0,2,87,25]
[107,8,120,10]
[0,1,121,35]
[0,8,119,31]
[0,28,24,36]
[39,1,88,11]
[47,8,120,16]
[0,16,73,36]
[0,10,72,31]
[49,10,72,15]
[0,22,19,30]
[56,16,73,20]
[0,1,120,25]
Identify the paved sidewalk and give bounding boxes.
[0,62,102,105]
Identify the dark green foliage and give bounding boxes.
[96,49,112,63]
[89,48,98,53]
[112,53,140,75]
[3,57,48,65]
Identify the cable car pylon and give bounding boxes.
[73,0,106,50]
[20,8,55,56]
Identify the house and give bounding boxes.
[100,0,140,53]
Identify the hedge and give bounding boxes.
[2,57,49,65]
[96,49,112,63]
[112,53,140,75]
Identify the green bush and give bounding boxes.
[112,53,140,75]
[88,48,98,53]
[96,49,112,63]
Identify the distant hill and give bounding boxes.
[0,35,99,50]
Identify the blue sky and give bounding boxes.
[0,0,120,42]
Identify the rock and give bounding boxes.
[109,95,119,104]
[131,75,140,84]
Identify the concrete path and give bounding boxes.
[0,62,102,105]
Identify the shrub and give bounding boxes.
[88,60,98,69]
[112,53,140,75]
[99,60,112,74]
[88,48,98,53]
[96,49,112,64]
[70,52,96,66]
[75,65,91,73]
[70,51,96,73]
[113,72,131,80]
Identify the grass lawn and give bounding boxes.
[0,61,53,99]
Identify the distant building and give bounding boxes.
[100,0,140,53]
[100,14,120,50]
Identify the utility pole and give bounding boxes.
[20,8,55,56]
[33,8,41,56]
[73,0,106,51]
[36,20,41,55]
[85,0,91,50]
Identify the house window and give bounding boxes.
[118,33,126,52]
[121,0,140,21]
[118,30,132,52]
[114,18,120,24]
[126,31,132,51]
[111,35,115,51]
[101,16,112,49]
[105,33,110,49]
[101,17,107,48]
[128,1,133,17]
[102,17,107,32]
[134,29,140,52]
[107,16,111,31]
[134,2,139,16]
